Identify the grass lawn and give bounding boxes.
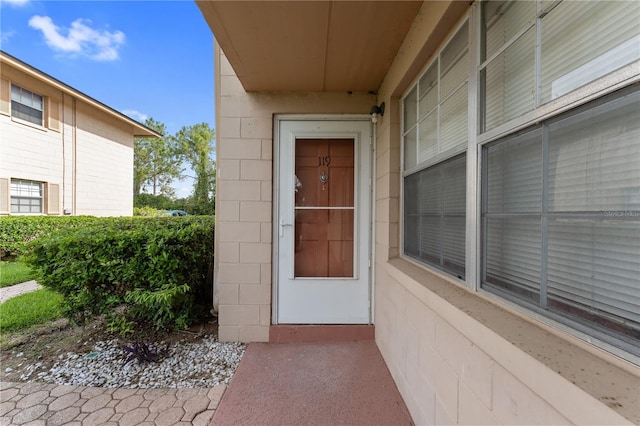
[0,261,35,288]
[0,289,64,333]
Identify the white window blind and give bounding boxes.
[485,127,542,301]
[483,1,536,131]
[481,0,640,132]
[482,87,640,352]
[402,20,468,279]
[404,21,468,170]
[541,1,640,102]
[546,90,640,332]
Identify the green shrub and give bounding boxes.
[0,216,99,259]
[133,206,167,217]
[25,216,215,331]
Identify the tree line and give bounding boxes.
[134,118,215,215]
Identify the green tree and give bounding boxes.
[133,118,182,197]
[174,123,216,215]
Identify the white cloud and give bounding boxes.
[28,15,125,61]
[0,0,29,7]
[0,30,16,43]
[122,110,148,123]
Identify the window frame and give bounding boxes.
[480,85,640,356]
[10,179,44,215]
[477,0,640,143]
[475,0,640,362]
[397,0,640,364]
[400,17,471,280]
[10,83,45,128]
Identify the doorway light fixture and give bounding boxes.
[369,102,385,124]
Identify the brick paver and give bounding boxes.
[0,382,227,426]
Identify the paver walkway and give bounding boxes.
[0,281,42,304]
[0,382,225,426]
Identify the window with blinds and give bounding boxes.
[481,0,640,132]
[11,84,44,126]
[404,21,469,171]
[405,154,466,278]
[482,86,640,354]
[402,21,469,278]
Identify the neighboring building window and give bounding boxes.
[10,179,43,214]
[11,84,44,126]
[402,21,468,278]
[482,79,640,354]
[480,0,640,132]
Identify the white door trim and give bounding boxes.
[272,114,373,324]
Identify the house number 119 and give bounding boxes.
[318,156,331,166]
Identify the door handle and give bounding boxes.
[280,219,293,237]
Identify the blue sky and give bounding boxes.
[0,0,215,198]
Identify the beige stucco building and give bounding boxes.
[0,51,160,217]
[198,1,639,424]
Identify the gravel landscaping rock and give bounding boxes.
[13,335,245,388]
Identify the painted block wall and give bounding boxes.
[215,47,374,342]
[1,62,135,217]
[0,114,64,185]
[75,102,134,216]
[0,63,65,206]
[373,260,635,425]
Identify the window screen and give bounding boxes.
[402,21,468,278]
[482,86,640,354]
[405,154,466,279]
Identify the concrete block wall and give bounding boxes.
[373,260,635,425]
[1,61,136,217]
[1,62,65,197]
[75,102,134,216]
[0,114,64,184]
[215,47,373,342]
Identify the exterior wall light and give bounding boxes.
[369,102,385,124]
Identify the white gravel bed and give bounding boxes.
[14,335,245,388]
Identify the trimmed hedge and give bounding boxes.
[25,216,215,331]
[0,216,99,259]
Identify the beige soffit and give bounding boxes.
[196,0,423,92]
[0,50,162,138]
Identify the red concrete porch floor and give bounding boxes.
[210,341,413,425]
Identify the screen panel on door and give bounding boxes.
[294,138,354,278]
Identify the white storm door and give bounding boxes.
[275,118,372,324]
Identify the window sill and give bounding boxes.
[385,257,639,424]
[10,116,46,131]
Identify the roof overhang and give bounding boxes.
[196,1,423,92]
[0,51,162,138]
